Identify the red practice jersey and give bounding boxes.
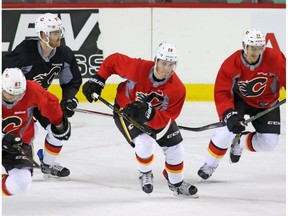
[98,53,186,130]
[214,47,286,119]
[2,81,63,144]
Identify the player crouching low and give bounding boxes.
[2,68,71,195]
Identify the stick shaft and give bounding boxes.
[178,99,286,132]
[74,108,113,117]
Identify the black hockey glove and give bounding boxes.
[223,109,245,134]
[122,101,156,124]
[2,133,35,169]
[2,132,23,154]
[60,97,79,118]
[51,115,71,141]
[82,74,106,103]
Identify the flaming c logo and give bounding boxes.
[2,116,22,133]
[238,77,267,97]
[136,91,164,108]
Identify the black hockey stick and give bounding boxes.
[243,99,286,125]
[74,108,113,117]
[91,93,171,140]
[178,122,224,132]
[178,98,286,132]
[20,149,41,169]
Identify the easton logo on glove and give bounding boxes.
[82,73,106,103]
[145,103,154,120]
[89,78,105,88]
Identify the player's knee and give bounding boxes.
[134,133,156,158]
[211,126,235,149]
[162,143,184,165]
[254,133,279,152]
[6,169,32,195]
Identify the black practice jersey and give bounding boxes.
[3,39,82,99]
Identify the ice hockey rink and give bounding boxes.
[2,101,286,216]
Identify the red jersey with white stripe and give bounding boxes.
[2,80,63,144]
[98,53,186,130]
[214,47,286,119]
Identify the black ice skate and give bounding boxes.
[163,169,198,198]
[37,149,70,177]
[230,134,243,163]
[197,163,218,180]
[139,171,153,194]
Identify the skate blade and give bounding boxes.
[173,192,199,199]
[198,175,213,182]
[198,178,207,183]
[43,174,71,181]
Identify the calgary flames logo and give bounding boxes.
[136,91,164,108]
[238,77,267,97]
[2,116,22,133]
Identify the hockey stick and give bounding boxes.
[243,99,285,125]
[91,93,171,140]
[178,98,286,132]
[20,149,41,169]
[178,122,224,132]
[74,108,113,117]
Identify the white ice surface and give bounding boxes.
[2,102,286,216]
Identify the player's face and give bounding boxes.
[2,90,25,103]
[245,45,264,63]
[48,30,62,48]
[154,59,176,80]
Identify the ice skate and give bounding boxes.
[139,171,153,194]
[37,149,70,178]
[163,170,198,198]
[230,134,243,163]
[197,163,217,180]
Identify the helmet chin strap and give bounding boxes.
[39,33,56,50]
[243,44,248,55]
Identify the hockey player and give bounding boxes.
[2,13,82,177]
[2,68,71,196]
[82,42,198,197]
[198,28,286,180]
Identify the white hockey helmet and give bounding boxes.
[155,42,178,63]
[2,68,27,95]
[242,28,266,52]
[35,13,65,39]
